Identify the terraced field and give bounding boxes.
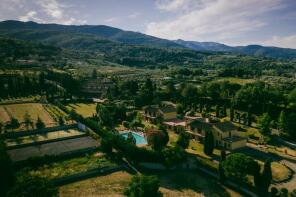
[66,103,97,118]
[0,103,57,129]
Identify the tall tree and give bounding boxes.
[24,111,33,131]
[204,131,214,155]
[219,149,226,181]
[176,132,190,149]
[35,116,45,129]
[146,128,169,151]
[0,139,15,196]
[262,159,272,194]
[257,113,272,135]
[278,111,287,133]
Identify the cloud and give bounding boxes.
[128,12,140,18]
[263,35,296,49]
[155,0,204,12]
[19,11,43,22]
[104,17,120,25]
[147,0,283,42]
[37,0,63,19]
[0,0,87,25]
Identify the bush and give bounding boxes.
[7,175,57,197]
[124,175,162,197]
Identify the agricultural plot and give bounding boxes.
[18,152,117,179]
[66,103,97,118]
[0,103,57,129]
[59,171,242,197]
[5,129,85,148]
[7,136,100,162]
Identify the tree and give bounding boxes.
[127,132,136,145]
[278,111,287,133]
[7,175,57,197]
[203,131,214,155]
[215,105,220,117]
[0,121,3,134]
[0,139,15,196]
[5,117,20,131]
[279,188,289,197]
[290,189,296,197]
[176,132,190,149]
[261,159,272,194]
[162,146,186,166]
[96,104,113,128]
[230,107,234,121]
[219,149,226,181]
[24,111,33,131]
[222,153,259,182]
[271,187,279,197]
[35,116,45,129]
[92,68,97,79]
[124,175,162,197]
[257,113,271,135]
[58,116,65,125]
[146,128,169,151]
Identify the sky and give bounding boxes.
[0,0,296,48]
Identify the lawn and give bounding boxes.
[59,171,131,197]
[0,103,56,130]
[187,139,221,159]
[59,171,242,197]
[66,103,97,118]
[158,171,242,197]
[18,152,116,179]
[168,131,179,146]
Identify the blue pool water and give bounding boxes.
[120,131,147,145]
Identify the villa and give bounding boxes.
[187,117,246,150]
[142,101,177,123]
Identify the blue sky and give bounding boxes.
[0,0,296,48]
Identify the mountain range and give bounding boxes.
[0,20,296,60]
[174,39,296,59]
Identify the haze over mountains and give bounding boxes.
[0,20,296,60]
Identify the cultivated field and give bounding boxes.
[59,171,242,197]
[0,103,56,129]
[19,152,116,179]
[66,103,97,118]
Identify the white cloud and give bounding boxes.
[262,35,296,49]
[147,0,283,42]
[37,0,63,19]
[155,0,202,12]
[19,11,43,22]
[104,17,120,25]
[128,12,140,18]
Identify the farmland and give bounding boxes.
[0,103,57,130]
[66,103,97,118]
[59,170,242,197]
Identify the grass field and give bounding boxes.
[59,171,242,197]
[66,103,97,118]
[0,103,56,130]
[217,77,256,85]
[18,153,116,180]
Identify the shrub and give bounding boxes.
[124,175,162,197]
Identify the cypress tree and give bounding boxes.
[204,131,214,156]
[219,149,226,181]
[262,159,272,194]
[230,108,234,121]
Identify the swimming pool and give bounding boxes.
[120,131,147,145]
